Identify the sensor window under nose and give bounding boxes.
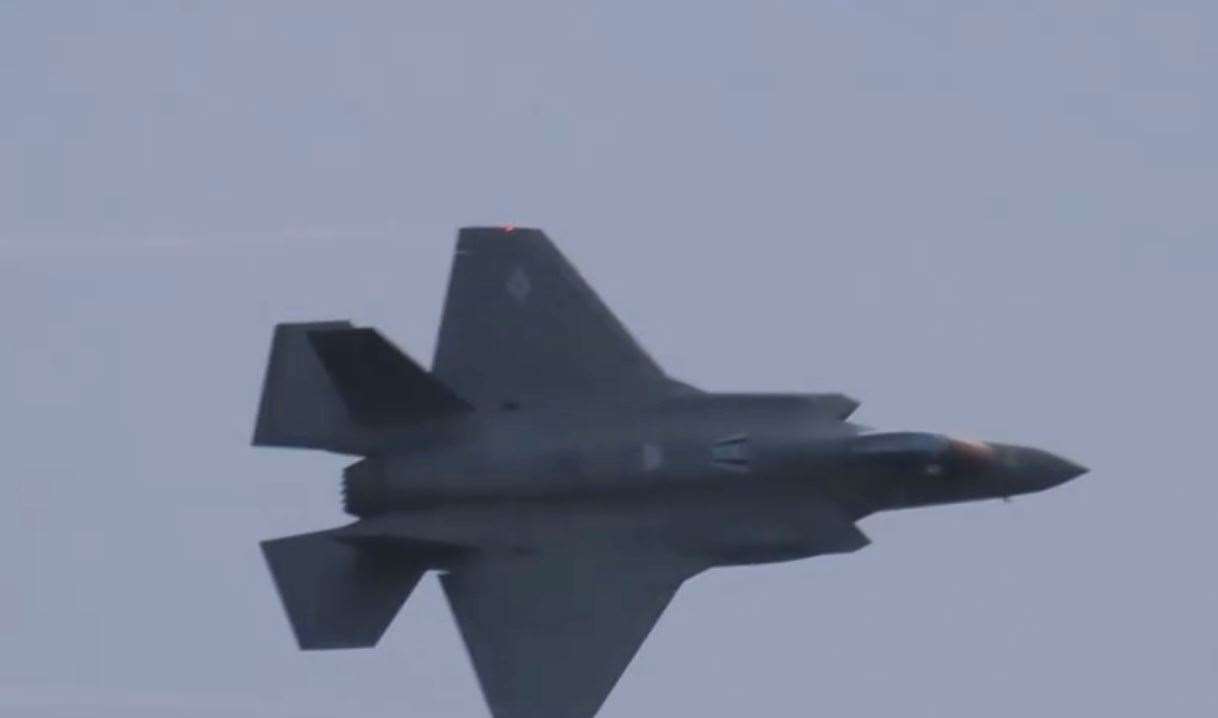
[711,434,751,473]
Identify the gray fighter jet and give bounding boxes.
[253,227,1086,718]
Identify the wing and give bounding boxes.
[440,556,699,718]
[432,227,689,408]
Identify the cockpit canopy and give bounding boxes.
[848,431,997,479]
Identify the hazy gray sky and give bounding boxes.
[2,2,1215,716]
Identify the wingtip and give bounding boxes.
[459,226,546,239]
[810,393,861,420]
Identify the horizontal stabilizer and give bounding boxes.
[252,321,356,451]
[308,327,471,425]
[261,530,425,650]
[253,323,469,453]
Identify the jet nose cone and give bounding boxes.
[1039,453,1088,487]
[981,443,1088,495]
[1057,456,1089,482]
[1010,447,1088,490]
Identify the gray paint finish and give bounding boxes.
[251,228,1084,718]
[2,2,1216,716]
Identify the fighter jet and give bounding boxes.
[253,227,1086,718]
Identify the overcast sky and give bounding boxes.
[2,2,1215,716]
